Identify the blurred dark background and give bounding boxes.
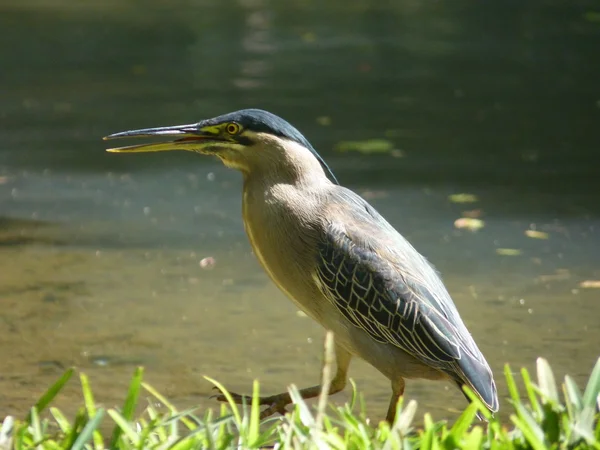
[2,0,599,190]
[0,0,599,420]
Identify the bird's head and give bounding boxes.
[104,108,337,184]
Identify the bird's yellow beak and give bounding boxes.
[103,123,227,153]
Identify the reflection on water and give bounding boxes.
[1,0,599,421]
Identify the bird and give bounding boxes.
[104,108,498,422]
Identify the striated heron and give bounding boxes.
[104,109,498,422]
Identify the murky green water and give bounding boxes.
[1,0,599,421]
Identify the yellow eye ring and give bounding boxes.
[226,123,241,135]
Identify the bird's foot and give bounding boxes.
[211,387,289,419]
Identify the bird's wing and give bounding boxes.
[314,187,498,412]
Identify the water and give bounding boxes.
[1,0,599,421]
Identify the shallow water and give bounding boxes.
[1,0,599,421]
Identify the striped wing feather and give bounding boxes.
[314,188,498,412]
[316,226,461,367]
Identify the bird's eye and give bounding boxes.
[226,123,241,135]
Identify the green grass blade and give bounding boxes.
[464,426,484,450]
[511,404,546,450]
[108,409,140,446]
[29,408,43,449]
[63,408,88,450]
[536,357,559,404]
[204,376,242,425]
[0,416,14,450]
[146,405,167,443]
[142,382,196,430]
[142,382,178,412]
[462,385,492,421]
[279,418,294,449]
[43,441,62,450]
[504,364,521,405]
[521,367,542,417]
[162,407,204,426]
[563,375,583,415]
[160,425,211,450]
[248,379,260,446]
[582,357,600,409]
[26,368,74,422]
[71,409,105,450]
[14,424,27,450]
[420,413,435,450]
[109,366,144,448]
[348,379,358,412]
[79,373,104,450]
[135,417,160,450]
[449,401,478,442]
[80,373,97,418]
[49,407,71,434]
[9,358,600,450]
[288,384,314,426]
[321,431,347,449]
[121,366,144,421]
[254,421,279,448]
[316,331,335,430]
[395,399,417,435]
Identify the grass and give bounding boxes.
[1,334,598,449]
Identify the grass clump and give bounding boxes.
[1,335,598,449]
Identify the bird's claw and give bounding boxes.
[208,386,223,400]
[209,388,289,418]
[210,388,256,404]
[215,392,252,403]
[259,401,288,419]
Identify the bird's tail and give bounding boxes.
[453,355,499,418]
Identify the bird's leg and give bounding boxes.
[385,378,406,423]
[214,342,352,419]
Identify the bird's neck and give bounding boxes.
[244,136,331,188]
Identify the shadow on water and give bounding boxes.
[0,0,599,421]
